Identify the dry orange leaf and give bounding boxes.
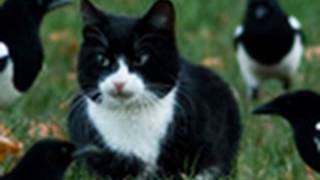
[0,122,11,136]
[48,30,79,58]
[0,136,23,161]
[201,57,224,69]
[0,123,23,162]
[305,46,320,61]
[59,101,68,111]
[48,30,73,42]
[28,123,65,139]
[67,72,77,81]
[67,39,79,57]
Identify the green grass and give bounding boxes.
[1,0,320,179]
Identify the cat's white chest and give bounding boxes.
[87,90,176,166]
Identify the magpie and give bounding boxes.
[253,90,320,172]
[0,0,71,107]
[0,139,101,180]
[234,0,304,99]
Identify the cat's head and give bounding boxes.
[78,0,180,109]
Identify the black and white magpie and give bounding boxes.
[253,90,320,172]
[0,0,71,107]
[234,0,304,99]
[0,139,101,180]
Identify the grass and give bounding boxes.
[1,0,320,179]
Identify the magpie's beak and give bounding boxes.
[252,104,279,115]
[47,0,72,11]
[72,145,103,159]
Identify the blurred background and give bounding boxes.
[0,0,320,179]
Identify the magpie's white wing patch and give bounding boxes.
[234,25,244,39]
[313,122,320,152]
[288,16,302,30]
[0,42,9,58]
[316,122,320,131]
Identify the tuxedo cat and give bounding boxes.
[68,0,242,179]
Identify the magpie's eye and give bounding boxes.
[96,54,110,67]
[134,54,150,67]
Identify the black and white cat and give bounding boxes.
[68,0,242,179]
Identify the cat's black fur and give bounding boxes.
[69,0,242,179]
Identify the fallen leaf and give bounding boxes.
[67,39,79,58]
[47,29,79,59]
[201,56,224,69]
[0,123,11,136]
[67,72,77,81]
[0,123,23,161]
[48,30,73,42]
[59,101,68,111]
[0,136,23,161]
[305,46,320,61]
[28,123,65,139]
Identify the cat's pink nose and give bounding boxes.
[113,81,125,93]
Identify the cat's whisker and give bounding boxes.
[69,97,85,114]
[143,84,188,119]
[70,88,102,116]
[84,88,102,103]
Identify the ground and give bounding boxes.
[1,0,320,179]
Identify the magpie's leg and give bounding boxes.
[238,62,261,100]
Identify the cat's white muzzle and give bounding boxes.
[98,59,145,107]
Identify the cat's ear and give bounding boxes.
[142,0,175,33]
[81,0,109,47]
[81,0,106,25]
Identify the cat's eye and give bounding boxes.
[134,54,150,67]
[96,54,110,67]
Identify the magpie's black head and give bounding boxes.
[2,139,76,180]
[6,139,102,180]
[22,139,76,169]
[253,91,320,124]
[246,0,284,21]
